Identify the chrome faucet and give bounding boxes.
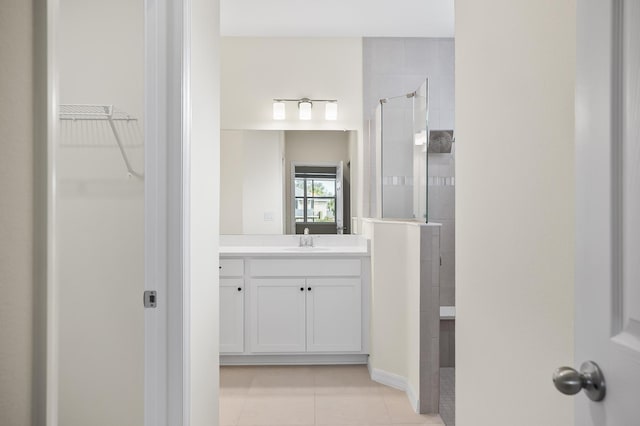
[299,227,314,247]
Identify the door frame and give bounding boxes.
[145,0,190,425]
[39,0,196,425]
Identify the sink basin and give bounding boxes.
[283,247,331,252]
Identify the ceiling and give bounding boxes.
[220,0,454,37]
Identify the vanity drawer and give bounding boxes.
[250,258,361,277]
[219,259,244,277]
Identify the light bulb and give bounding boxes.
[325,102,338,120]
[273,101,286,120]
[298,101,312,120]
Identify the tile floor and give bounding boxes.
[439,368,455,426]
[220,365,445,426]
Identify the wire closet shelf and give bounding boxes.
[59,104,144,179]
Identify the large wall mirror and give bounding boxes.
[220,129,357,235]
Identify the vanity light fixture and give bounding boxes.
[273,101,286,120]
[272,98,338,121]
[325,101,338,121]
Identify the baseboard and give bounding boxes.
[405,383,419,413]
[368,365,420,413]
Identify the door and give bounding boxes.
[306,278,362,352]
[573,0,640,423]
[220,279,245,353]
[250,278,307,352]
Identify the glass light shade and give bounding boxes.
[273,101,286,120]
[298,101,312,120]
[325,102,338,120]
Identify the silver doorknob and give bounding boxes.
[552,361,606,402]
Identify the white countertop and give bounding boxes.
[219,234,370,257]
[220,245,369,256]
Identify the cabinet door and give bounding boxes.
[249,278,306,353]
[306,278,362,352]
[220,278,244,353]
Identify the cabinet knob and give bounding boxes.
[300,287,304,292]
[308,287,312,291]
[219,266,222,270]
[237,287,242,292]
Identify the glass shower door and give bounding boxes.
[380,94,415,218]
[378,79,429,221]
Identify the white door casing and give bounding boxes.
[145,0,195,424]
[575,0,640,424]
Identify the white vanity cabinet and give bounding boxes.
[219,249,370,363]
[249,277,362,353]
[219,260,245,353]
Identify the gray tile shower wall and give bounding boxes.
[440,319,456,368]
[429,154,455,306]
[419,224,441,414]
[363,38,455,128]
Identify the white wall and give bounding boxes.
[284,131,351,233]
[405,225,423,403]
[0,1,35,424]
[362,221,410,378]
[456,1,575,425]
[220,131,245,234]
[57,1,144,425]
[221,37,362,132]
[243,131,284,234]
[220,0,454,37]
[362,220,440,412]
[220,130,284,234]
[58,0,143,119]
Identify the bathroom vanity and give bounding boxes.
[219,235,371,365]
